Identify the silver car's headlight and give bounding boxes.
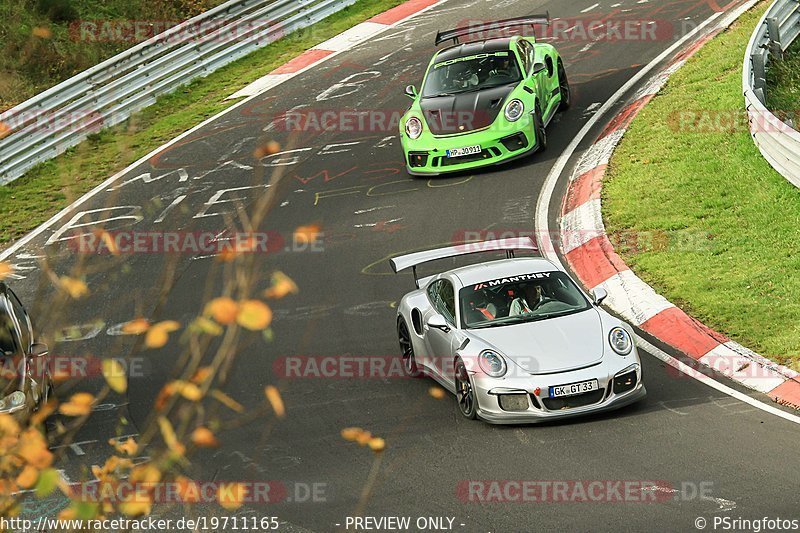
[405,117,423,139]
[609,327,633,355]
[479,350,507,377]
[504,99,524,122]
[0,391,26,413]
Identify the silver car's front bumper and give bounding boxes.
[471,359,646,425]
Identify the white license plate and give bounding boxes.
[446,145,481,158]
[549,379,599,398]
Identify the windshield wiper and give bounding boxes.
[424,92,456,98]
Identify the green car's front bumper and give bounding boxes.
[400,115,538,176]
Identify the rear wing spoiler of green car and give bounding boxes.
[390,237,540,288]
[434,14,551,46]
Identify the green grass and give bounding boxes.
[0,0,403,247]
[766,37,800,123]
[603,2,800,369]
[0,0,227,111]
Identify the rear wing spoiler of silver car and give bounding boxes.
[390,237,539,288]
[434,14,551,46]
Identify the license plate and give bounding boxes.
[446,145,481,158]
[549,379,599,398]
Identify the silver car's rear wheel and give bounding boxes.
[455,358,477,419]
[397,318,420,377]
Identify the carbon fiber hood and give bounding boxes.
[420,84,517,135]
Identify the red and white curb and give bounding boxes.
[226,0,440,100]
[559,31,800,410]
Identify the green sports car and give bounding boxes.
[400,16,570,176]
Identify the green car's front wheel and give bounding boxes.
[534,106,547,153]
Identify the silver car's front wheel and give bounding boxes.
[454,358,478,419]
[397,318,420,377]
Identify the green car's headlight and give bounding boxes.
[479,350,507,377]
[0,391,26,413]
[504,99,524,122]
[609,327,633,355]
[405,117,423,139]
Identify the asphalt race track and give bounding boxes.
[5,0,800,531]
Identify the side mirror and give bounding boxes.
[426,314,450,333]
[591,288,608,306]
[30,343,48,358]
[532,62,546,75]
[404,85,418,99]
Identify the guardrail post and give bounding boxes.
[752,52,767,97]
[766,17,784,59]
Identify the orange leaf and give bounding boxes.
[264,386,285,418]
[121,318,150,335]
[355,431,373,446]
[293,223,321,245]
[58,392,94,416]
[340,427,364,442]
[428,387,446,400]
[0,262,13,281]
[102,359,127,394]
[172,380,202,401]
[191,427,219,448]
[16,465,39,489]
[0,122,11,140]
[119,499,151,517]
[264,271,299,299]
[253,141,281,159]
[58,277,88,299]
[204,297,238,325]
[190,366,213,384]
[218,482,248,511]
[144,320,180,349]
[109,437,138,456]
[18,428,53,469]
[236,300,272,330]
[368,437,386,453]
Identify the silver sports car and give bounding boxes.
[390,238,646,424]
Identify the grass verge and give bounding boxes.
[0,0,403,247]
[603,2,800,369]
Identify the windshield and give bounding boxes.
[459,271,591,328]
[0,305,20,397]
[422,51,522,97]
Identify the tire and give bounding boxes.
[557,59,571,111]
[533,105,547,153]
[454,358,478,420]
[397,317,420,377]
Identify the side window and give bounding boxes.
[427,280,456,324]
[0,297,17,356]
[8,291,30,353]
[516,41,531,73]
[438,280,456,323]
[545,56,554,78]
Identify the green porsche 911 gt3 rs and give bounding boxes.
[399,16,570,176]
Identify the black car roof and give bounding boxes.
[435,37,514,62]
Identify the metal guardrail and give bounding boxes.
[0,0,357,185]
[743,0,800,187]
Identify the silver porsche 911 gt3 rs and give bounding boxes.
[389,237,645,424]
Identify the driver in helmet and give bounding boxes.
[508,283,543,316]
[448,62,479,90]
